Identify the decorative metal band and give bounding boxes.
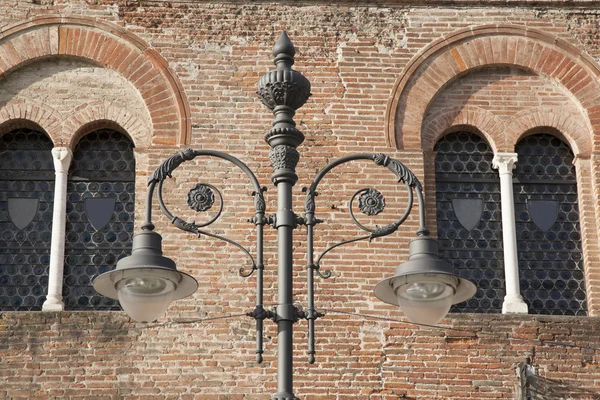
[187,183,215,212]
[269,145,300,171]
[264,127,305,148]
[358,188,385,215]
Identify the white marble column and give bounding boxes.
[492,152,528,314]
[42,147,73,311]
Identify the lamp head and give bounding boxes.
[374,235,476,325]
[93,230,198,323]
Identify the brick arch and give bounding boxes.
[422,107,505,153]
[386,25,600,151]
[64,101,148,149]
[505,107,591,157]
[0,15,191,146]
[0,100,61,144]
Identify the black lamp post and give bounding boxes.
[93,32,476,400]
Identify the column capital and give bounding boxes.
[492,152,518,174]
[51,147,73,173]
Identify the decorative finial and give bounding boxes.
[273,31,296,68]
[257,31,312,184]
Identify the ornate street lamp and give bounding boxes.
[93,32,475,400]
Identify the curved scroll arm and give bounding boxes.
[314,235,370,278]
[145,148,267,364]
[303,153,427,364]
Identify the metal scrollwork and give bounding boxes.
[304,153,427,365]
[307,153,419,274]
[149,148,196,184]
[150,149,266,282]
[373,153,422,190]
[370,223,400,240]
[172,216,200,235]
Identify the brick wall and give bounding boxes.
[1,1,600,398]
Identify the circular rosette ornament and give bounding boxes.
[187,184,215,212]
[358,188,385,216]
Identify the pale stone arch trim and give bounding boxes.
[386,25,600,151]
[505,107,591,157]
[0,100,61,143]
[423,107,504,153]
[0,15,191,145]
[64,101,147,149]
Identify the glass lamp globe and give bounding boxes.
[93,230,198,323]
[117,276,176,323]
[374,235,476,325]
[395,280,455,325]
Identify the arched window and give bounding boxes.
[64,129,135,310]
[434,132,504,313]
[0,128,54,310]
[514,134,586,315]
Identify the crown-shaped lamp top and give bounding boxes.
[273,31,295,69]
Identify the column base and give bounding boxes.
[502,295,528,314]
[42,297,64,312]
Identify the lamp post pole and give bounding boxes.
[93,32,475,400]
[256,33,311,400]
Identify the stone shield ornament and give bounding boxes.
[452,198,483,232]
[527,199,558,232]
[85,197,116,231]
[8,197,39,230]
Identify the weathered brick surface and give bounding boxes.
[2,1,600,399]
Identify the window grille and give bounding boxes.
[435,132,505,313]
[514,134,586,315]
[64,129,135,310]
[0,128,54,311]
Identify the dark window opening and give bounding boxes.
[64,129,135,310]
[514,134,586,316]
[0,128,54,311]
[434,132,504,313]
